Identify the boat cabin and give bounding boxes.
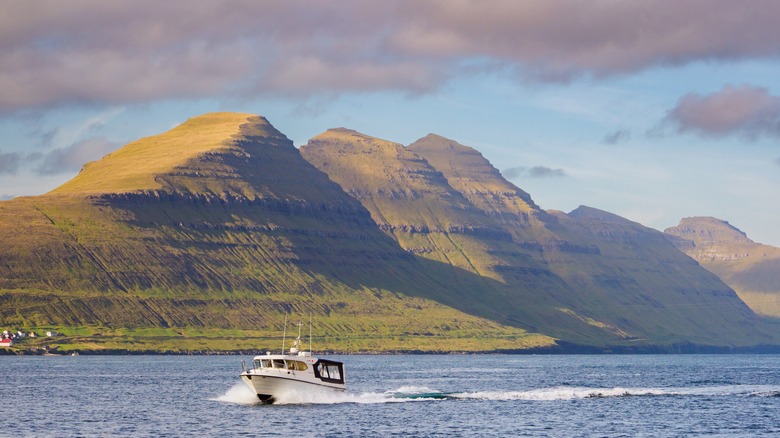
[251,356,345,385]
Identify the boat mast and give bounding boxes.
[290,320,302,354]
[309,312,312,355]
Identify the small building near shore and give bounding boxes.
[0,338,12,347]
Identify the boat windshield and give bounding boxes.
[253,358,308,371]
[253,359,273,369]
[286,360,309,371]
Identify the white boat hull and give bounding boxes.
[241,373,345,404]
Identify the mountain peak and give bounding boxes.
[665,216,752,246]
[408,134,541,216]
[50,112,288,196]
[568,205,641,226]
[46,112,352,204]
[314,128,397,146]
[410,133,482,156]
[665,216,780,318]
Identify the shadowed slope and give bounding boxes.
[405,134,770,346]
[551,207,766,345]
[409,134,768,346]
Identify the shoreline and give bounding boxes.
[5,343,780,356]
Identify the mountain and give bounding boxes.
[665,217,780,318]
[302,130,772,349]
[0,113,549,352]
[1,112,776,353]
[301,129,596,342]
[407,136,766,347]
[547,207,766,345]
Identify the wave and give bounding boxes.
[215,382,780,406]
[214,383,262,405]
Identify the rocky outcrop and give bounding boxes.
[666,217,780,317]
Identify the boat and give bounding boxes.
[240,318,346,404]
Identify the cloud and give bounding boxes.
[603,129,631,145]
[664,85,780,139]
[0,151,23,174]
[37,137,120,174]
[2,1,780,111]
[503,166,566,179]
[34,107,125,149]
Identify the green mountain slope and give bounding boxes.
[550,207,766,345]
[408,134,543,225]
[415,136,770,347]
[302,129,601,342]
[0,113,550,352]
[665,217,780,317]
[1,113,776,352]
[303,130,773,348]
[412,134,769,346]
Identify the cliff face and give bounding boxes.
[666,217,780,317]
[407,134,545,226]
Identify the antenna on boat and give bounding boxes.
[290,320,302,355]
[281,313,288,354]
[309,312,312,356]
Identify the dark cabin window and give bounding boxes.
[314,360,344,384]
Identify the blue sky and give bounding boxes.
[2,1,780,245]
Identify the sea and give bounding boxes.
[2,354,779,437]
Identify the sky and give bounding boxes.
[2,0,780,245]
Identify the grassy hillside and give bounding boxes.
[412,136,772,346]
[550,207,767,344]
[1,113,776,353]
[302,129,608,343]
[408,134,543,223]
[303,130,774,348]
[666,217,780,318]
[1,113,552,353]
[52,113,261,195]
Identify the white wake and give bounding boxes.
[215,382,780,406]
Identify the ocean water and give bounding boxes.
[2,354,779,437]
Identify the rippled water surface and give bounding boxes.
[2,354,780,436]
